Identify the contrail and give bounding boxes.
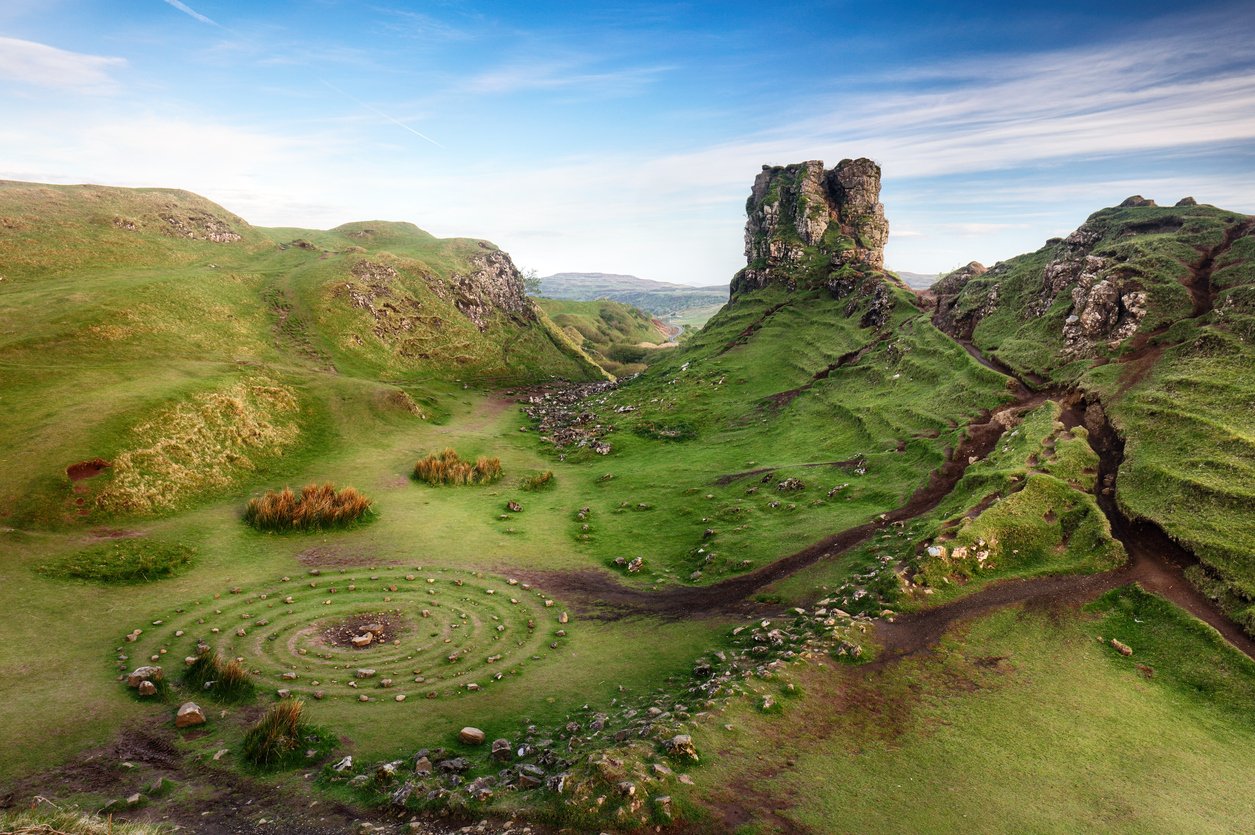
[322,80,445,149]
[162,0,221,27]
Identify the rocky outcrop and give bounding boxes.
[1039,224,1146,357]
[1119,195,1158,208]
[732,158,888,295]
[448,249,535,331]
[930,262,992,338]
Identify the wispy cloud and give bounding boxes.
[464,58,673,96]
[161,0,220,27]
[0,36,125,92]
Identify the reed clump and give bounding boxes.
[182,649,256,702]
[242,698,314,768]
[413,448,502,485]
[244,483,373,531]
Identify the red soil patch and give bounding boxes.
[66,458,111,481]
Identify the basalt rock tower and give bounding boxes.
[731,158,889,297]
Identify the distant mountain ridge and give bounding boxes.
[537,272,728,326]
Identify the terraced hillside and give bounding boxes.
[932,197,1255,633]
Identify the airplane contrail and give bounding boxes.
[322,80,445,149]
[162,0,221,27]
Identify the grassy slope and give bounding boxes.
[937,203,1255,629]
[0,181,599,529]
[770,401,1124,612]
[535,296,673,376]
[551,281,1010,585]
[687,587,1255,834]
[0,390,722,781]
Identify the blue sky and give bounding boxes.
[2,1,1253,284]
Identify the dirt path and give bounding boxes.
[532,391,1054,619]
[540,312,1255,663]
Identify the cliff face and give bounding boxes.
[732,158,888,296]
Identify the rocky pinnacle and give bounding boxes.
[732,158,888,295]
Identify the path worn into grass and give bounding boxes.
[540,320,1255,663]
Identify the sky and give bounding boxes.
[1,1,1253,285]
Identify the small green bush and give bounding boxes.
[37,540,194,584]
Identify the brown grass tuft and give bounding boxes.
[413,448,502,486]
[244,483,373,531]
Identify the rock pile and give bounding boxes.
[520,381,617,454]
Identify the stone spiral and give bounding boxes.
[114,567,571,703]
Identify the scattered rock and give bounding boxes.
[175,702,206,728]
[1110,638,1134,656]
[458,727,486,745]
[127,665,163,688]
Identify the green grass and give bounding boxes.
[686,590,1255,833]
[535,297,675,376]
[538,283,1011,586]
[932,203,1255,633]
[36,539,195,584]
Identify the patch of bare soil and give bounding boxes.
[320,612,409,649]
[0,725,459,835]
[85,528,145,540]
[295,545,402,567]
[66,459,110,481]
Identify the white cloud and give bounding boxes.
[0,36,125,92]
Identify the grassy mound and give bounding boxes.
[932,203,1255,631]
[413,448,502,485]
[37,540,194,584]
[244,483,373,531]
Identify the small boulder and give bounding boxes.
[1110,638,1133,657]
[458,726,486,745]
[664,734,699,761]
[506,500,523,513]
[490,738,512,761]
[1175,196,1198,207]
[351,633,373,648]
[137,680,158,697]
[174,702,206,728]
[127,666,164,688]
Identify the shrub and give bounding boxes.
[413,448,502,486]
[520,470,555,491]
[182,649,255,702]
[37,540,194,584]
[242,699,321,769]
[243,483,373,531]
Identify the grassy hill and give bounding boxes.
[932,200,1255,632]
[0,180,601,529]
[3,175,1255,835]
[535,297,676,376]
